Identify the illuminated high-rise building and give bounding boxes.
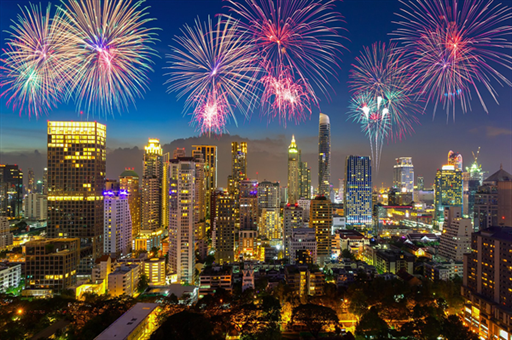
[173,147,186,159]
[309,196,332,264]
[393,157,414,192]
[119,168,141,238]
[192,150,206,238]
[283,204,304,258]
[168,157,195,284]
[462,226,512,339]
[47,121,106,271]
[288,135,300,204]
[434,165,463,227]
[447,150,463,171]
[299,162,311,200]
[103,190,132,256]
[344,156,372,227]
[42,167,48,194]
[318,113,331,197]
[417,176,424,191]
[228,142,248,198]
[0,164,23,219]
[213,191,237,264]
[464,158,485,220]
[161,152,170,230]
[141,138,163,232]
[192,145,217,218]
[240,180,258,231]
[258,180,280,209]
[27,168,35,194]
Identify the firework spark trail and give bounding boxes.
[60,0,159,117]
[349,42,421,141]
[166,16,260,134]
[1,4,76,117]
[226,0,346,124]
[348,93,391,172]
[392,0,512,120]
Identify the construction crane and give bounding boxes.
[472,147,481,164]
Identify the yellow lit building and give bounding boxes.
[120,168,141,238]
[434,165,463,227]
[310,196,333,264]
[192,145,217,219]
[144,257,166,286]
[47,121,106,268]
[142,138,163,232]
[24,238,80,291]
[288,136,300,204]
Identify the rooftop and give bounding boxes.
[477,226,512,242]
[119,169,139,178]
[94,303,158,340]
[484,166,512,184]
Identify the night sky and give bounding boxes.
[1,0,511,189]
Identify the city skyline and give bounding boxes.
[1,0,511,189]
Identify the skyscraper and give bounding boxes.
[168,157,196,284]
[162,152,170,230]
[240,180,258,231]
[464,158,484,220]
[299,161,311,200]
[47,121,106,270]
[310,196,333,265]
[192,145,217,218]
[417,176,424,191]
[27,168,35,194]
[173,148,186,159]
[462,227,512,339]
[103,189,132,256]
[257,180,280,209]
[192,149,206,238]
[447,150,463,171]
[228,142,248,198]
[213,191,237,264]
[288,135,300,204]
[141,138,163,232]
[283,204,304,258]
[345,156,372,227]
[318,113,331,197]
[393,157,414,192]
[119,168,141,238]
[434,165,463,226]
[42,167,48,194]
[0,164,23,219]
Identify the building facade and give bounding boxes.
[119,168,141,238]
[142,139,163,232]
[168,158,195,284]
[257,181,280,209]
[25,193,47,220]
[462,227,512,340]
[393,157,414,193]
[46,121,106,271]
[192,145,217,218]
[345,156,372,227]
[288,136,300,204]
[213,191,237,264]
[318,113,331,197]
[0,217,13,250]
[310,196,332,264]
[283,204,304,258]
[438,207,472,262]
[104,190,132,256]
[24,238,80,291]
[0,164,23,219]
[434,165,463,227]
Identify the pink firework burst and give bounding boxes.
[392,0,512,120]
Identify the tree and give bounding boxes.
[204,254,215,266]
[292,303,339,339]
[341,249,356,261]
[442,315,479,340]
[137,274,149,294]
[355,307,388,338]
[150,311,220,340]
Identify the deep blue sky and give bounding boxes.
[1,0,511,188]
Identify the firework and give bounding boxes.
[61,0,158,116]
[165,16,260,134]
[1,4,75,117]
[349,42,420,140]
[226,0,346,123]
[392,0,512,119]
[348,93,391,171]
